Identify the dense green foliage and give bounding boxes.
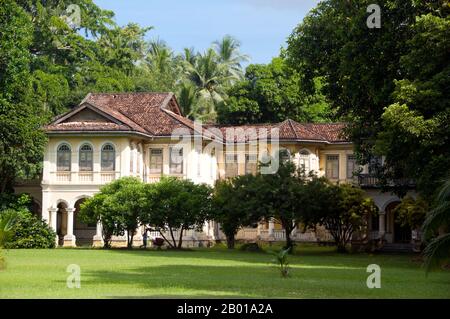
[286,0,449,199]
[80,177,212,249]
[218,57,332,124]
[0,194,55,250]
[142,177,213,249]
[216,156,377,252]
[3,210,56,249]
[314,183,378,252]
[422,178,450,271]
[212,175,260,249]
[0,0,48,193]
[393,196,428,230]
[80,177,146,248]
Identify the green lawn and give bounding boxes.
[0,245,449,298]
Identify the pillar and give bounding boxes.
[63,207,76,247]
[93,221,103,247]
[268,219,275,238]
[379,213,386,238]
[49,207,58,246]
[133,225,143,247]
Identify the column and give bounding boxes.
[268,218,275,238]
[93,221,103,247]
[63,208,76,247]
[379,213,386,239]
[134,225,143,247]
[49,207,58,246]
[256,222,262,239]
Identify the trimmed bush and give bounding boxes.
[3,210,56,249]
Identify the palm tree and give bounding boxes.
[147,39,175,73]
[177,82,197,119]
[181,48,233,122]
[422,177,450,272]
[213,35,249,81]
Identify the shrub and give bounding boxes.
[3,210,56,249]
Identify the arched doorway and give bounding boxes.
[56,202,68,246]
[73,198,96,246]
[386,201,411,243]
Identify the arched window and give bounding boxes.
[101,144,115,171]
[280,149,291,163]
[79,144,93,171]
[57,143,71,171]
[299,149,311,174]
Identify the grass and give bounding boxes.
[0,244,449,299]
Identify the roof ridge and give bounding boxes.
[287,118,299,139]
[89,91,174,96]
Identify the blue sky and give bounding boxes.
[94,0,319,65]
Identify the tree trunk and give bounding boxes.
[127,229,135,249]
[285,231,293,251]
[281,219,294,251]
[226,234,235,249]
[177,227,184,249]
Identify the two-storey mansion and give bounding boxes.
[15,93,415,247]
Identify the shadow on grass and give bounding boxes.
[77,263,369,299]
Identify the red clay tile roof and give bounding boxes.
[208,120,349,143]
[45,92,349,143]
[46,122,132,132]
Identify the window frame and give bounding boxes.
[225,153,239,178]
[346,154,357,179]
[57,143,71,172]
[101,143,115,171]
[149,148,164,175]
[298,149,311,174]
[326,154,339,179]
[245,153,258,175]
[79,143,93,172]
[169,146,184,175]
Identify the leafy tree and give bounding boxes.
[422,178,450,272]
[217,57,332,124]
[313,183,378,253]
[286,0,449,198]
[374,11,450,198]
[79,193,116,248]
[142,177,212,249]
[212,175,260,249]
[79,177,147,248]
[102,177,147,248]
[393,196,428,231]
[247,157,308,250]
[0,0,48,193]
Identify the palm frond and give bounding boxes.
[423,233,450,273]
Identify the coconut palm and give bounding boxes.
[181,48,233,122]
[147,39,175,73]
[177,82,197,119]
[422,177,450,272]
[213,35,249,81]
